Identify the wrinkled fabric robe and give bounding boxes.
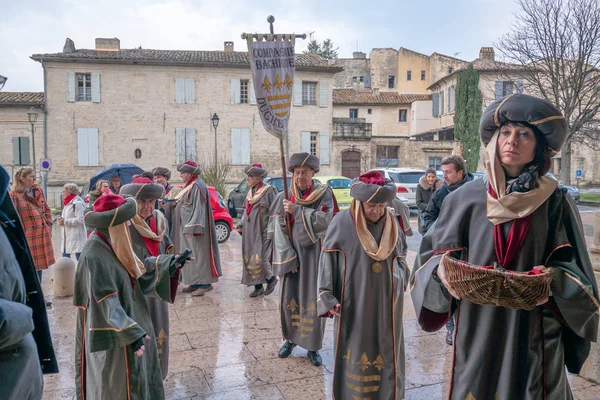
[171,178,222,285]
[269,182,334,351]
[318,208,408,400]
[238,184,277,286]
[411,178,599,400]
[74,233,177,400]
[130,210,175,380]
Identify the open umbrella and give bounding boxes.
[88,163,145,192]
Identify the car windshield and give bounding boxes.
[268,177,291,192]
[388,172,423,184]
[327,178,351,189]
[217,192,226,208]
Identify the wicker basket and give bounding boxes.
[440,252,553,310]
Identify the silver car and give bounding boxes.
[368,167,425,207]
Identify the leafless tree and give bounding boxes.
[496,0,600,183]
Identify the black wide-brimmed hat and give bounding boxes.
[479,93,567,155]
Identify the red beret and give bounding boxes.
[184,161,198,167]
[358,171,386,186]
[93,193,127,212]
[132,177,153,184]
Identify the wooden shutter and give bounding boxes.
[88,128,99,166]
[184,79,195,104]
[77,128,99,166]
[230,79,241,104]
[301,131,311,152]
[293,81,303,106]
[91,72,101,103]
[495,81,503,99]
[447,87,451,112]
[249,81,257,105]
[175,79,186,104]
[319,132,330,164]
[67,72,76,102]
[12,137,30,165]
[231,128,240,164]
[175,128,186,163]
[440,91,444,115]
[240,128,251,164]
[364,75,371,88]
[516,80,524,93]
[319,81,329,108]
[185,128,197,161]
[432,93,439,117]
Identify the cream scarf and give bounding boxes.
[107,219,146,279]
[351,199,398,261]
[130,211,167,242]
[485,131,557,225]
[291,178,328,205]
[246,183,274,205]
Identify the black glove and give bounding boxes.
[130,336,145,352]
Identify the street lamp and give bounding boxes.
[0,75,7,91]
[211,113,220,163]
[27,107,38,179]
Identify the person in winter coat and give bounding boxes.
[415,168,442,234]
[58,183,87,261]
[88,180,110,207]
[9,167,55,286]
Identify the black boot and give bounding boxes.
[278,340,296,358]
[249,284,264,298]
[307,351,322,366]
[264,277,278,295]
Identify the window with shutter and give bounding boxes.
[175,79,186,104]
[388,76,395,89]
[91,72,101,103]
[399,109,407,122]
[293,81,303,106]
[249,81,257,105]
[319,132,330,164]
[516,80,524,93]
[175,128,186,164]
[364,75,371,88]
[76,73,92,101]
[12,137,30,165]
[440,91,445,115]
[302,82,317,105]
[301,132,311,153]
[349,108,358,118]
[175,128,197,162]
[67,72,76,102]
[319,81,329,108]
[231,79,241,105]
[231,128,251,164]
[447,87,452,112]
[407,71,412,81]
[77,128,99,166]
[432,93,439,117]
[184,79,195,104]
[240,80,249,104]
[495,81,503,99]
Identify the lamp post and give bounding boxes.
[211,113,220,163]
[27,107,38,180]
[0,75,7,91]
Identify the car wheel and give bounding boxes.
[228,200,237,218]
[215,221,231,243]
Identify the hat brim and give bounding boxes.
[85,197,138,229]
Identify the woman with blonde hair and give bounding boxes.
[9,167,55,289]
[88,179,110,206]
[58,183,87,261]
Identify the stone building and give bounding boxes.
[27,38,342,205]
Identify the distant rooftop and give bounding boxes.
[333,89,431,105]
[0,92,44,105]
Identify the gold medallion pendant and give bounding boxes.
[371,261,382,273]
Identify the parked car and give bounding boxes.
[368,167,425,207]
[228,176,291,217]
[313,176,353,211]
[546,173,580,203]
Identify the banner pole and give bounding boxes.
[280,134,293,240]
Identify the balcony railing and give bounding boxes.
[332,117,372,141]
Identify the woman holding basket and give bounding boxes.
[411,94,599,399]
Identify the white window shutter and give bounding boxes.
[231,79,241,104]
[249,81,257,105]
[231,128,241,164]
[301,131,311,153]
[175,79,185,104]
[185,128,197,161]
[185,79,195,104]
[175,128,186,163]
[319,132,330,164]
[241,128,251,164]
[319,81,329,108]
[67,72,76,102]
[293,81,303,106]
[91,72,101,103]
[88,128,99,165]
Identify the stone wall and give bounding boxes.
[333,58,370,89]
[397,48,430,94]
[332,104,412,137]
[429,53,468,86]
[370,49,398,92]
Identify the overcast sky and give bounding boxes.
[1,0,520,92]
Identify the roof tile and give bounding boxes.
[0,92,44,105]
[333,89,431,105]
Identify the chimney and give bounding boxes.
[63,38,76,53]
[479,47,495,61]
[353,51,366,59]
[224,41,234,52]
[95,38,120,52]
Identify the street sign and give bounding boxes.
[576,169,582,179]
[40,159,52,172]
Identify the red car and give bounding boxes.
[207,186,233,243]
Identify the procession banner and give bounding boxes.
[247,38,296,139]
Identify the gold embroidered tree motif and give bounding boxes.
[261,75,272,92]
[284,74,294,90]
[306,302,317,317]
[274,73,283,90]
[357,352,371,372]
[342,349,352,364]
[373,354,385,371]
[156,328,168,346]
[287,298,298,313]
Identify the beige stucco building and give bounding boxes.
[24,38,342,205]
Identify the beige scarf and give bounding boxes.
[107,221,146,279]
[130,211,167,242]
[173,181,196,201]
[291,178,328,205]
[246,183,274,205]
[351,199,398,261]
[485,131,558,225]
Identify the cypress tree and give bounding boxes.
[454,65,482,172]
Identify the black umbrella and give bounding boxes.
[89,163,145,191]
